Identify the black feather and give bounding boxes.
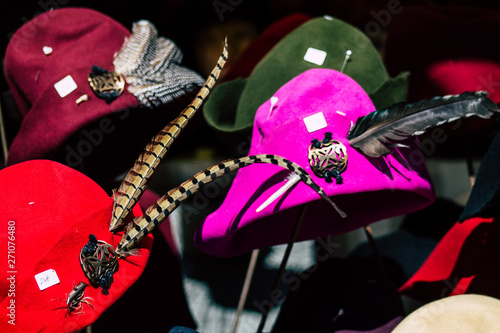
[347,91,499,157]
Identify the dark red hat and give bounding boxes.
[383,5,500,156]
[4,7,204,181]
[399,216,500,303]
[400,122,500,303]
[0,159,152,332]
[384,5,500,103]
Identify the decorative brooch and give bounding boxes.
[88,65,125,104]
[79,234,118,294]
[308,132,348,184]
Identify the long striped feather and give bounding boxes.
[116,154,346,253]
[110,38,228,231]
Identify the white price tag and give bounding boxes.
[54,75,77,98]
[304,47,327,66]
[35,269,60,291]
[303,112,328,133]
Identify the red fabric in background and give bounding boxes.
[383,5,500,103]
[399,217,500,303]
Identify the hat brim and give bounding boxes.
[0,160,152,332]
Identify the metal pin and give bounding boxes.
[256,173,300,212]
[76,94,89,105]
[340,50,352,73]
[332,308,344,322]
[43,46,53,55]
[267,96,279,119]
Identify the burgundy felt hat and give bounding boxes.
[195,68,435,257]
[4,7,204,181]
[0,159,152,332]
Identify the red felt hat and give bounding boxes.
[0,160,152,332]
[399,216,500,303]
[383,5,500,103]
[4,7,204,181]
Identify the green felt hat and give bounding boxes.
[203,15,409,144]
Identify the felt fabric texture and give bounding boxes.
[392,294,500,332]
[0,160,152,332]
[202,15,409,144]
[195,68,435,257]
[459,128,500,222]
[271,257,405,333]
[91,229,196,333]
[383,5,500,104]
[219,13,311,83]
[4,7,203,183]
[399,217,500,303]
[5,8,136,165]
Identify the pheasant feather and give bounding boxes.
[116,154,345,253]
[110,38,228,231]
[113,20,204,107]
[347,91,499,157]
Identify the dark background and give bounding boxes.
[0,0,499,167]
[1,0,499,92]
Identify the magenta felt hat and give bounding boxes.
[195,68,435,257]
[4,7,204,179]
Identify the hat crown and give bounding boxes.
[254,68,373,143]
[5,8,130,115]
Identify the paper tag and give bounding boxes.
[35,269,60,291]
[54,75,77,98]
[303,112,328,133]
[304,47,327,66]
[42,46,53,55]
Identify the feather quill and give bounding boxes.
[347,91,499,157]
[110,38,228,231]
[116,154,345,253]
